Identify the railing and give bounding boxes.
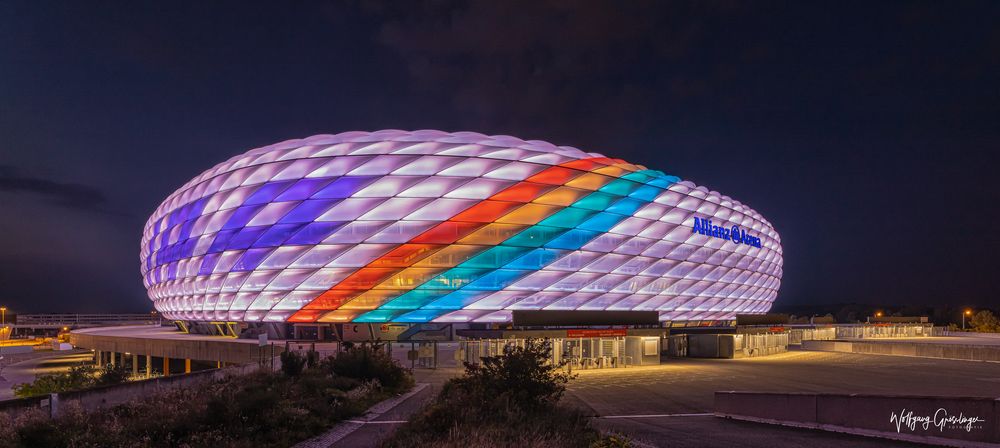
[15,314,161,326]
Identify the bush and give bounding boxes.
[380,338,622,448]
[14,362,137,398]
[323,344,413,393]
[451,338,572,411]
[95,363,131,387]
[281,350,307,377]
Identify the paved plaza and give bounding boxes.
[566,350,1000,447]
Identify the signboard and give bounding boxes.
[566,329,627,338]
[692,217,762,248]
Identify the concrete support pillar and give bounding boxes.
[217,360,222,369]
[110,352,116,367]
[185,359,191,374]
[163,357,170,377]
[132,354,138,376]
[93,350,99,364]
[146,355,152,378]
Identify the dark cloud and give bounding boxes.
[0,165,111,213]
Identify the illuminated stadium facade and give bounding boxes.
[141,130,782,327]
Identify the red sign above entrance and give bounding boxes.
[566,329,627,338]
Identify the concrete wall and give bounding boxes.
[803,340,1000,362]
[716,391,1000,447]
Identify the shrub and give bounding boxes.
[451,338,572,411]
[323,344,412,392]
[379,338,622,448]
[280,350,307,377]
[95,363,131,387]
[13,364,96,398]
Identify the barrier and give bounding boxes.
[803,340,1000,362]
[716,391,1000,447]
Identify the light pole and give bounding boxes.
[963,309,972,330]
[1,306,6,326]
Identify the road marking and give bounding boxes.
[598,412,713,419]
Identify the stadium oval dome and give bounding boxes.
[141,130,782,324]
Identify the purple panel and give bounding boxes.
[243,180,294,205]
[226,226,270,250]
[253,223,306,248]
[285,221,346,245]
[278,199,340,224]
[221,204,266,230]
[199,252,222,275]
[275,178,333,201]
[208,229,239,253]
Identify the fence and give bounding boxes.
[787,327,837,345]
[458,337,656,370]
[282,340,459,369]
[835,324,934,339]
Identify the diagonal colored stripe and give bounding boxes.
[289,159,616,322]
[353,169,677,322]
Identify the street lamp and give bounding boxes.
[1,306,6,326]
[963,309,972,330]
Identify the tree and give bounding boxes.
[970,310,1000,333]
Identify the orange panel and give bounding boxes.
[491,182,553,203]
[288,309,325,322]
[317,310,362,322]
[368,244,445,268]
[450,200,522,223]
[339,290,401,310]
[562,158,608,171]
[565,172,613,191]
[409,221,486,244]
[593,165,627,177]
[526,166,583,185]
[375,267,450,289]
[532,186,590,206]
[495,203,562,225]
[334,268,399,290]
[458,223,528,245]
[303,290,363,310]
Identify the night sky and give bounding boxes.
[1,1,998,313]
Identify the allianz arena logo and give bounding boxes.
[691,217,762,248]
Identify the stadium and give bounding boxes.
[140,130,782,336]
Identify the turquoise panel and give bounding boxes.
[379,290,451,309]
[354,309,405,322]
[460,246,533,269]
[538,207,597,229]
[504,225,569,247]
